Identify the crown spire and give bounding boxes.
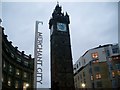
[57,1,59,5]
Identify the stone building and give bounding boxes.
[2,24,34,89]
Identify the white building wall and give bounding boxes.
[74,44,116,74]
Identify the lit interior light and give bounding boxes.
[17,72,19,75]
[8,80,11,86]
[81,83,85,88]
[23,83,29,89]
[26,83,29,87]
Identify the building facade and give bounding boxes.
[2,26,34,89]
[74,44,120,89]
[49,4,75,90]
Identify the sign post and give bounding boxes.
[34,21,43,89]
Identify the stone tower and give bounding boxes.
[49,4,75,90]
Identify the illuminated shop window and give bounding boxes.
[96,74,101,79]
[16,69,20,75]
[92,52,98,59]
[15,81,19,88]
[23,82,29,89]
[17,57,21,62]
[23,72,27,78]
[112,71,115,77]
[91,75,93,80]
[8,78,11,86]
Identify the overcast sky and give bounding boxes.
[2,1,118,88]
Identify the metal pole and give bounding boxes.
[34,21,43,89]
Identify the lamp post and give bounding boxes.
[34,21,43,89]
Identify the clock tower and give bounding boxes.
[49,4,75,90]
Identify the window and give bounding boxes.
[16,69,20,76]
[112,71,115,77]
[23,72,27,78]
[11,53,14,58]
[106,50,110,56]
[80,74,82,79]
[93,59,99,63]
[83,72,85,77]
[24,61,28,66]
[15,81,19,88]
[6,48,8,52]
[79,62,81,66]
[23,82,29,89]
[116,64,120,70]
[92,52,98,59]
[78,76,79,81]
[8,78,11,86]
[84,59,86,64]
[9,65,12,72]
[94,66,100,72]
[96,74,101,79]
[117,70,120,76]
[96,81,102,87]
[89,68,92,74]
[91,75,93,80]
[77,64,78,68]
[17,57,21,62]
[112,48,119,54]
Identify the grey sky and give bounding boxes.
[2,2,118,88]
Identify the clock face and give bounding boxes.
[57,23,66,31]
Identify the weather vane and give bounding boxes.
[57,1,59,5]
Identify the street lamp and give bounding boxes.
[81,83,86,88]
